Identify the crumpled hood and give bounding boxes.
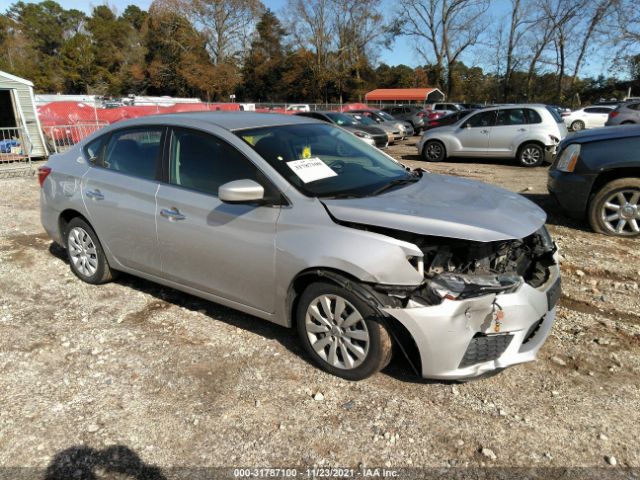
[322,174,547,242]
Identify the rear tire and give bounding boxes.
[65,217,115,284]
[571,120,585,131]
[296,282,392,380]
[422,140,446,162]
[588,178,640,237]
[517,142,544,167]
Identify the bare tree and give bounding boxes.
[398,0,489,96]
[331,0,394,102]
[178,0,263,64]
[285,0,335,101]
[501,0,537,101]
[568,0,614,95]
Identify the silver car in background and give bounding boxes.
[417,104,568,167]
[605,101,640,126]
[347,109,414,139]
[39,113,560,381]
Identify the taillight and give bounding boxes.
[609,111,618,118]
[37,166,51,187]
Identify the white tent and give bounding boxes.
[0,70,48,158]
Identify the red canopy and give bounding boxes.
[364,88,444,102]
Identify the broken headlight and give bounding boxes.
[426,272,522,302]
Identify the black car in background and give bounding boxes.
[295,111,389,148]
[381,105,427,132]
[423,110,473,130]
[548,125,640,237]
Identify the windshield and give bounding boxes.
[325,112,358,126]
[377,111,396,121]
[349,114,377,126]
[236,123,414,198]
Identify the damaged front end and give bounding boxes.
[341,222,561,379]
[356,224,558,307]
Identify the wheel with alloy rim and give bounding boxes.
[517,142,544,167]
[65,217,115,284]
[296,282,392,380]
[571,120,585,132]
[589,178,640,237]
[422,140,446,162]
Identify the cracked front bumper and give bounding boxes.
[382,263,560,380]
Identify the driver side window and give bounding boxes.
[169,128,260,196]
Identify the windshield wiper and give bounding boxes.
[369,176,420,196]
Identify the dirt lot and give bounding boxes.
[1,140,639,477]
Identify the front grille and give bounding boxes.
[459,334,514,368]
[520,318,544,348]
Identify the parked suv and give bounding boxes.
[605,101,640,126]
[381,106,427,132]
[417,105,568,167]
[548,125,640,236]
[38,112,560,381]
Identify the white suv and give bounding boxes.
[417,105,568,167]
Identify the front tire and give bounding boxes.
[65,217,115,284]
[296,282,392,380]
[517,142,544,167]
[422,140,446,162]
[588,178,640,237]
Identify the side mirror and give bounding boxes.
[218,179,264,203]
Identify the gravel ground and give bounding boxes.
[0,141,639,477]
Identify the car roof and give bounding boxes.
[96,112,321,132]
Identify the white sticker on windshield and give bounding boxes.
[287,158,338,183]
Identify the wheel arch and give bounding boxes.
[58,209,92,242]
[589,167,640,200]
[286,267,423,376]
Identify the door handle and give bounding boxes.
[481,129,489,134]
[518,128,526,132]
[160,208,186,221]
[85,189,104,200]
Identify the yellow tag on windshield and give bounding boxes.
[302,146,312,159]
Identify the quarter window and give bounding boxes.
[524,109,542,124]
[84,135,108,165]
[103,128,163,180]
[169,128,260,196]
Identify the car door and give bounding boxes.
[454,110,496,156]
[591,107,612,127]
[488,108,528,157]
[81,126,164,274]
[155,126,281,313]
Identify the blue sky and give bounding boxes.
[1,0,612,77]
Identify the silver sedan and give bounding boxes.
[39,113,560,380]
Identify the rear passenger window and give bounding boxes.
[103,128,163,180]
[524,109,542,124]
[169,128,259,196]
[496,109,526,126]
